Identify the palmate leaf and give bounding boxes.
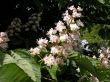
[2,49,41,82]
[0,63,33,82]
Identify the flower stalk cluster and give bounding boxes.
[7,13,42,36]
[30,5,84,66]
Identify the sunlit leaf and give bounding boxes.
[0,63,33,82]
[10,49,41,82]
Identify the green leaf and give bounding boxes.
[10,49,41,82]
[1,49,41,82]
[0,50,6,66]
[47,65,58,80]
[74,55,96,76]
[94,67,110,81]
[97,0,105,4]
[97,0,110,4]
[3,53,14,65]
[0,63,32,82]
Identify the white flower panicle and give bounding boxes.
[63,5,83,33]
[29,5,84,66]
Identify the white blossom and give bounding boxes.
[56,21,64,27]
[0,38,4,43]
[49,35,59,43]
[51,46,59,55]
[0,32,9,43]
[59,34,69,42]
[72,12,82,18]
[76,19,84,27]
[101,58,109,68]
[37,38,48,47]
[68,5,76,11]
[107,47,110,54]
[55,21,66,32]
[63,15,72,24]
[63,10,69,16]
[77,6,83,12]
[47,28,57,35]
[76,67,80,72]
[99,53,105,59]
[0,32,8,37]
[69,33,80,40]
[43,54,57,66]
[70,23,80,31]
[30,47,41,56]
[0,32,9,49]
[68,5,82,18]
[93,55,96,59]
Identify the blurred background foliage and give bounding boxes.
[0,0,109,49]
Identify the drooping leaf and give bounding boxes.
[10,49,41,82]
[0,63,33,82]
[1,49,41,82]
